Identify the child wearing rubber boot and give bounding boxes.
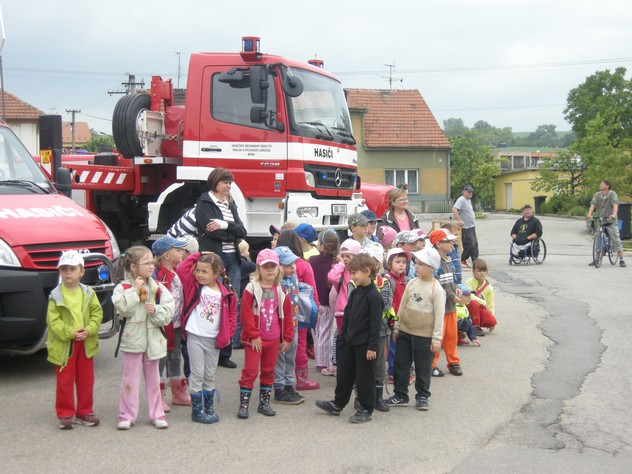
[315,253,383,424]
[47,250,103,430]
[237,249,294,419]
[152,235,190,413]
[178,252,237,424]
[386,247,445,411]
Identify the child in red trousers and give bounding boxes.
[237,249,293,419]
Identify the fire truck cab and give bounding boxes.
[75,37,366,248]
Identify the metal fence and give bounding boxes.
[407,198,453,214]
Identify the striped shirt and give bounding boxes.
[213,194,236,254]
[167,208,197,238]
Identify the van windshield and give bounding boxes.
[0,126,52,193]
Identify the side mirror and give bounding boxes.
[282,75,304,98]
[250,105,270,124]
[250,65,269,104]
[54,167,72,198]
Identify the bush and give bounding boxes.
[540,194,582,214]
[567,205,586,216]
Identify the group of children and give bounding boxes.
[47,210,498,429]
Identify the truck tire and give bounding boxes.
[112,93,151,158]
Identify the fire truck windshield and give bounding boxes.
[288,68,355,145]
[0,126,52,193]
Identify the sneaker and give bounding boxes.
[431,367,445,377]
[320,366,337,376]
[151,417,169,429]
[75,413,100,427]
[349,409,372,424]
[315,400,342,416]
[387,375,394,384]
[588,261,596,266]
[274,388,304,405]
[285,386,305,404]
[448,363,463,376]
[415,396,429,411]
[475,326,485,337]
[58,416,74,430]
[620,260,626,268]
[385,394,408,407]
[117,419,133,430]
[461,260,470,268]
[458,339,470,346]
[218,357,237,368]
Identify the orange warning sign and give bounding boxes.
[40,149,52,164]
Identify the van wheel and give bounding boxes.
[112,93,151,158]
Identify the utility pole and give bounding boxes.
[108,73,145,95]
[65,108,80,152]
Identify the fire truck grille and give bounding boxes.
[304,164,356,190]
[23,241,109,270]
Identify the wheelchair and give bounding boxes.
[509,237,546,265]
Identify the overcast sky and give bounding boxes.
[2,0,631,135]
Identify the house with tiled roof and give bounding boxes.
[345,89,452,212]
[1,90,44,154]
[62,121,92,150]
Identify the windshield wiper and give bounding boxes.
[332,127,356,145]
[299,121,334,141]
[0,179,49,194]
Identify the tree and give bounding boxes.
[531,150,586,196]
[524,124,558,148]
[564,67,632,144]
[85,134,115,153]
[443,117,469,138]
[449,136,499,210]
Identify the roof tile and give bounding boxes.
[345,88,450,149]
[1,90,45,119]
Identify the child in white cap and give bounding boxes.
[386,247,446,411]
[47,250,103,429]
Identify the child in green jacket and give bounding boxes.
[47,250,103,430]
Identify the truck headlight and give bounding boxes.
[305,172,315,188]
[100,220,121,260]
[0,238,21,267]
[296,207,318,218]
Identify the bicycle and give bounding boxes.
[591,217,619,268]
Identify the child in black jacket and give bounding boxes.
[315,254,383,423]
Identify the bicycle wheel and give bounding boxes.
[607,237,619,265]
[592,231,603,268]
[531,238,546,264]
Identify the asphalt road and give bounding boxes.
[1,214,630,473]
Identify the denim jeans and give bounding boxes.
[219,252,241,360]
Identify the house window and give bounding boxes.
[385,169,419,194]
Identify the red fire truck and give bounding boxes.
[0,123,118,354]
[65,37,367,248]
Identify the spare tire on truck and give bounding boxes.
[112,93,151,158]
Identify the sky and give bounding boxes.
[2,0,631,135]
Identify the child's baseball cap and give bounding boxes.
[294,223,318,243]
[348,213,369,228]
[410,247,442,270]
[386,247,411,264]
[57,250,85,268]
[457,283,473,295]
[359,242,384,264]
[361,209,382,223]
[274,246,299,265]
[340,238,363,255]
[256,248,279,265]
[379,225,397,247]
[180,235,199,254]
[394,231,418,245]
[269,225,281,236]
[152,235,187,257]
[428,229,457,246]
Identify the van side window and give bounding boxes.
[211,72,276,129]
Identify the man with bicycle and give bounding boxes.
[587,180,626,267]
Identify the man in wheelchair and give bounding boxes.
[511,204,543,258]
